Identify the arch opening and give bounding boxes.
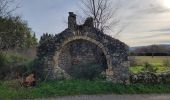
[57,39,108,79]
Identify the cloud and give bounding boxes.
[121,0,170,14]
[139,6,170,14]
[120,33,170,46]
[15,0,170,46]
[149,27,170,32]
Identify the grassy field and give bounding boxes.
[0,80,170,100]
[134,56,170,65]
[129,56,170,74]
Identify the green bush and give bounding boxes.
[0,53,8,66]
[68,63,104,80]
[142,62,158,73]
[26,59,45,80]
[4,58,45,80]
[0,53,10,79]
[0,52,33,80]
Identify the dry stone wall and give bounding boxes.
[37,12,129,83]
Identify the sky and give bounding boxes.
[15,0,170,47]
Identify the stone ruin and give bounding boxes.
[37,12,129,83]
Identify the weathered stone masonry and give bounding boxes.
[37,12,129,83]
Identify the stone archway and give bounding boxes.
[37,12,129,83]
[58,39,108,79]
[53,36,112,71]
[52,36,113,80]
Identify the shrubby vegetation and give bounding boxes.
[37,33,55,58]
[68,63,105,80]
[142,62,158,73]
[0,52,45,81]
[0,0,38,81]
[0,52,32,80]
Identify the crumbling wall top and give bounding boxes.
[68,12,94,30]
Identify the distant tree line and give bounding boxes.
[130,45,170,56]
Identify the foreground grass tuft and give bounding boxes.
[0,80,170,100]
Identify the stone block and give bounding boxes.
[106,68,114,76]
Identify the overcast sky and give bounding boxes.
[15,0,170,47]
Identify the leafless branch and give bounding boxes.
[80,0,125,36]
[0,0,20,17]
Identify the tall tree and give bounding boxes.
[0,0,37,50]
[80,0,121,33]
[0,16,37,50]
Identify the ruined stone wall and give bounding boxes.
[37,12,130,83]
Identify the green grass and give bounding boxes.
[134,56,170,65]
[129,64,170,74]
[129,66,143,74]
[0,80,170,100]
[130,56,170,74]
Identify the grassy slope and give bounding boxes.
[130,56,170,74]
[0,80,170,100]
